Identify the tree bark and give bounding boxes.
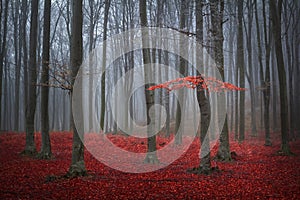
[210,0,231,162]
[190,0,212,174]
[262,0,272,146]
[22,0,39,156]
[237,0,245,142]
[175,0,188,145]
[67,0,87,177]
[0,0,9,131]
[139,0,159,164]
[245,0,257,137]
[39,0,52,159]
[270,0,291,154]
[100,0,111,132]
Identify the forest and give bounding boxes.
[0,0,299,199]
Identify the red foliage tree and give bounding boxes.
[148,75,246,92]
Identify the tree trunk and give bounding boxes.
[189,0,212,174]
[22,0,39,156]
[67,0,87,177]
[270,0,291,154]
[262,0,272,146]
[0,0,9,131]
[237,0,245,142]
[12,1,21,132]
[175,0,188,145]
[139,0,159,164]
[100,0,111,132]
[39,0,52,159]
[21,0,29,133]
[210,0,231,162]
[245,0,257,137]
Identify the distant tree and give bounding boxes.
[22,0,39,156]
[244,0,257,137]
[12,1,21,132]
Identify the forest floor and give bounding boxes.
[0,131,299,199]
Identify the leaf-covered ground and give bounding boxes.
[0,132,299,199]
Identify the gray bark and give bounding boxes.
[22,0,39,156]
[139,0,159,164]
[39,0,52,159]
[0,0,9,131]
[237,0,245,142]
[67,0,87,177]
[270,0,291,154]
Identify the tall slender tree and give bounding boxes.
[175,0,189,145]
[193,0,213,174]
[237,0,245,142]
[139,0,159,164]
[22,0,39,156]
[100,0,111,132]
[0,0,9,131]
[262,0,272,146]
[270,0,292,154]
[67,0,86,176]
[39,0,52,159]
[210,0,231,161]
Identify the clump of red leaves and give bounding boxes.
[0,132,299,199]
[147,75,246,92]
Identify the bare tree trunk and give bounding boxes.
[21,0,29,132]
[22,0,39,156]
[237,0,245,142]
[175,0,188,145]
[190,0,213,174]
[39,0,52,159]
[139,0,159,164]
[262,0,272,146]
[210,0,231,162]
[67,0,87,177]
[270,0,292,154]
[245,0,257,137]
[100,0,111,132]
[12,1,21,132]
[0,0,9,131]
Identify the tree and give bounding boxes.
[269,0,292,155]
[261,0,272,146]
[0,0,9,131]
[237,0,245,142]
[139,0,159,164]
[209,0,232,162]
[12,1,21,132]
[175,0,189,145]
[191,0,213,174]
[22,0,39,156]
[39,0,52,159]
[100,0,111,131]
[67,0,86,177]
[244,0,257,137]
